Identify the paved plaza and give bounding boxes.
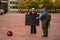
[0,13,60,40]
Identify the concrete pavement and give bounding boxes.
[0,13,60,40]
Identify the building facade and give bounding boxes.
[0,0,18,12]
[8,0,19,12]
[0,0,8,11]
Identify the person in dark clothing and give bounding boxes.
[25,8,39,34]
[30,8,37,34]
[31,25,36,34]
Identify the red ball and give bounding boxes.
[7,31,13,36]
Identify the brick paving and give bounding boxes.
[0,13,60,40]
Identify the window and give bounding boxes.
[10,1,12,4]
[10,1,18,4]
[10,6,17,9]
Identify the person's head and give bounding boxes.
[31,8,36,12]
[42,6,47,11]
[42,6,46,11]
[43,7,48,13]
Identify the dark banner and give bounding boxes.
[25,13,39,26]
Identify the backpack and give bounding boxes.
[46,13,51,22]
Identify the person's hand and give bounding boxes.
[36,17,38,20]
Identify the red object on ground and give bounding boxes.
[7,31,13,36]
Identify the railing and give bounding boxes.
[8,9,60,13]
[18,9,60,13]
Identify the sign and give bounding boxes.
[25,12,39,26]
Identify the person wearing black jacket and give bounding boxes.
[30,8,38,34]
[25,8,39,34]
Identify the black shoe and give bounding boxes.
[42,35,48,37]
[34,33,36,34]
[31,33,33,34]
